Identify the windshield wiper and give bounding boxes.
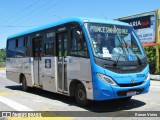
[134,53,142,66]
[113,53,125,68]
[121,37,130,54]
[112,25,127,68]
[113,25,128,59]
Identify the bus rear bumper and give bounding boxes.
[93,79,150,101]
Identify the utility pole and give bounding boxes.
[156,10,160,73]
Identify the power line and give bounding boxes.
[0,0,41,24]
[0,0,64,36]
[0,0,47,35]
[14,0,53,25]
[22,0,65,24]
[0,0,49,29]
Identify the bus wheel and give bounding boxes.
[21,76,28,91]
[75,83,88,106]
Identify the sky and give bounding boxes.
[0,0,160,49]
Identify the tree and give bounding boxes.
[0,48,6,61]
[144,46,157,74]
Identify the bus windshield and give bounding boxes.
[85,23,146,62]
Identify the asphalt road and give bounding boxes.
[0,70,160,120]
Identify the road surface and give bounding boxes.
[0,70,159,120]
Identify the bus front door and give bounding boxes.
[33,37,43,86]
[57,33,68,93]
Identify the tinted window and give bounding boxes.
[26,36,31,57]
[70,28,88,57]
[18,38,24,48]
[45,31,55,56]
[7,40,16,57]
[27,37,31,47]
[8,40,15,49]
[45,43,54,56]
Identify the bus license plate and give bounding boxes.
[127,91,136,96]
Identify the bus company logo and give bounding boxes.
[131,79,135,83]
[1,112,12,117]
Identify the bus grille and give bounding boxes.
[118,82,143,87]
[117,88,144,96]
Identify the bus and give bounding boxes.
[6,17,150,106]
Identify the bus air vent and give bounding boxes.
[118,82,143,87]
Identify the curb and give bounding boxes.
[150,75,160,81]
[150,78,160,81]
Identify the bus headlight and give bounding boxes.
[144,73,150,82]
[97,73,117,85]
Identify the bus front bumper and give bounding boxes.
[93,78,150,101]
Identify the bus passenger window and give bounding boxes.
[70,28,88,57]
[26,37,31,57]
[27,37,31,47]
[18,38,24,48]
[15,38,25,57]
[8,40,15,49]
[45,42,54,56]
[7,40,16,57]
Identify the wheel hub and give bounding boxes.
[78,89,84,100]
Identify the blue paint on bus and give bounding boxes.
[7,17,150,103]
[8,17,130,39]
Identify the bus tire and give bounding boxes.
[75,83,88,106]
[21,76,28,91]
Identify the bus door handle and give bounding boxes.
[64,57,67,62]
[58,62,62,64]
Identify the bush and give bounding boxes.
[0,48,6,68]
[0,48,6,60]
[0,62,5,68]
[144,46,157,74]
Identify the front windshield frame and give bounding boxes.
[84,22,146,62]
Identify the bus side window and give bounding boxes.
[7,40,16,57]
[70,28,88,57]
[26,36,31,57]
[13,38,26,57]
[18,38,24,48]
[45,42,54,56]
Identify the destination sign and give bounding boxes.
[90,25,128,34]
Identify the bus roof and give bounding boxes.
[7,17,131,39]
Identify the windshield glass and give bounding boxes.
[85,23,146,62]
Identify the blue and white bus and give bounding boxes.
[6,17,150,106]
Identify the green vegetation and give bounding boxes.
[0,48,6,60]
[0,48,6,68]
[0,62,5,68]
[144,46,157,74]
